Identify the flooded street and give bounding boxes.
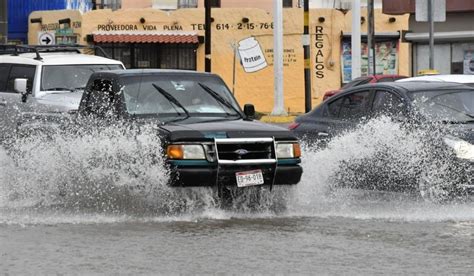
[1,120,473,274]
[1,202,474,274]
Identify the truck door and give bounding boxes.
[0,64,36,136]
[0,64,11,138]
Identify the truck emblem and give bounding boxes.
[234,149,249,156]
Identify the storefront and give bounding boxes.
[91,31,198,69]
[383,0,474,75]
[405,28,474,75]
[28,8,409,113]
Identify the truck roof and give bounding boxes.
[0,52,124,66]
[96,69,217,77]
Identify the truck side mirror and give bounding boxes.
[14,78,28,102]
[243,104,255,119]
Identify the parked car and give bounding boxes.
[74,69,302,198]
[291,81,474,201]
[0,45,125,139]
[396,74,474,86]
[323,75,407,101]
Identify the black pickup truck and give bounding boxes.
[76,69,302,194]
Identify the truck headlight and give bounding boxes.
[167,144,206,160]
[443,137,474,161]
[276,142,301,159]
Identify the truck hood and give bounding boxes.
[35,92,83,112]
[159,119,297,142]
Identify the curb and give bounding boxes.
[259,115,297,123]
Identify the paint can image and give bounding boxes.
[238,37,268,73]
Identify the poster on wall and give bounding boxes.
[464,51,474,74]
[341,40,399,83]
[238,37,268,73]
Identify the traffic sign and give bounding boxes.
[38,32,55,45]
[416,0,446,22]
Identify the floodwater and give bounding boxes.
[1,119,473,274]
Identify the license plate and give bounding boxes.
[236,170,264,187]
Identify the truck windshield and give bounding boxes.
[42,64,123,92]
[121,74,242,119]
[411,90,474,123]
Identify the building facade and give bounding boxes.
[383,0,474,75]
[7,0,93,44]
[28,7,408,113]
[120,0,299,11]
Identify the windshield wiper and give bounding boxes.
[198,83,242,118]
[44,87,74,92]
[151,83,190,120]
[442,119,474,124]
[73,86,86,92]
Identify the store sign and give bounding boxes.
[341,40,399,83]
[314,26,325,79]
[97,24,185,31]
[238,37,268,73]
[56,28,74,36]
[38,32,55,45]
[55,27,77,45]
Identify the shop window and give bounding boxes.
[415,44,451,75]
[178,0,198,8]
[207,0,220,8]
[96,43,196,70]
[451,43,474,74]
[283,0,293,8]
[135,44,159,68]
[341,39,399,84]
[97,0,121,10]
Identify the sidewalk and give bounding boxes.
[259,115,297,124]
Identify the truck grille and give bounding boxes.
[214,138,276,163]
[217,143,272,160]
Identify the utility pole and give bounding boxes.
[205,0,212,72]
[0,0,7,44]
[271,0,287,116]
[428,0,434,69]
[367,0,376,75]
[303,0,311,113]
[351,0,361,79]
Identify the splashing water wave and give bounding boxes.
[289,117,474,222]
[1,118,473,225]
[0,124,290,224]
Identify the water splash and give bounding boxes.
[1,117,473,225]
[288,116,474,222]
[0,123,289,224]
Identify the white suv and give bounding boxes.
[0,45,125,137]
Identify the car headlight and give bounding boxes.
[443,137,474,161]
[276,142,301,159]
[167,144,206,160]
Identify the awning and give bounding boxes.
[341,32,401,39]
[404,31,474,43]
[92,31,199,44]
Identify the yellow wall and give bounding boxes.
[28,8,409,113]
